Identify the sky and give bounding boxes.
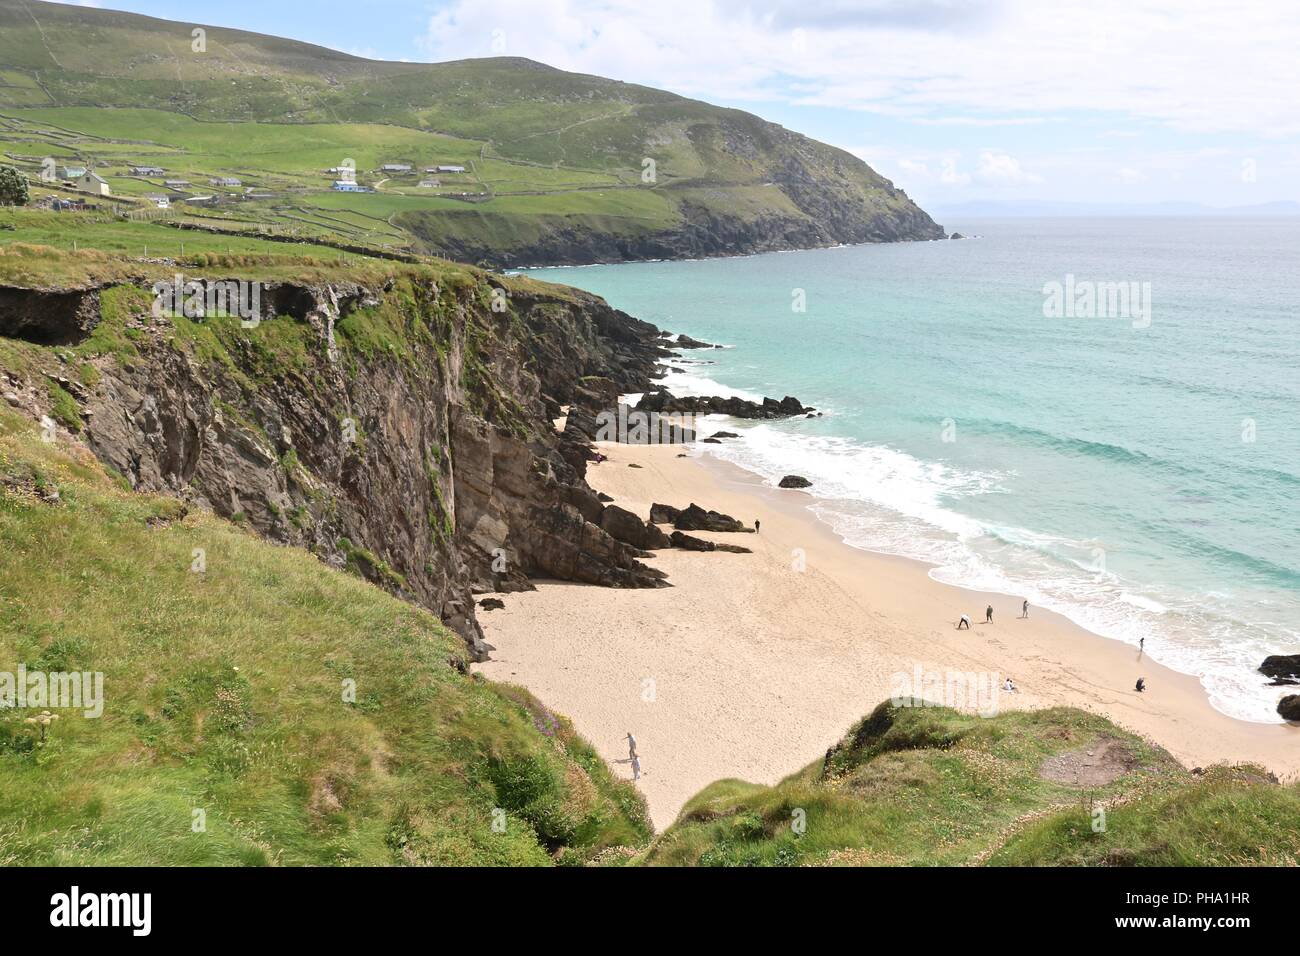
[52,0,1300,207]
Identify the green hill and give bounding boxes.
[0,404,649,865]
[643,700,1300,866]
[0,0,943,266]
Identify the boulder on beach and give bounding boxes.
[670,530,715,551]
[650,502,682,524]
[1278,695,1300,721]
[478,598,505,611]
[674,502,751,533]
[778,475,813,489]
[1260,655,1300,685]
[601,504,671,550]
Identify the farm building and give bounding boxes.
[381,163,412,173]
[60,166,87,180]
[332,181,368,192]
[433,165,466,173]
[129,165,166,175]
[210,177,242,187]
[74,171,111,197]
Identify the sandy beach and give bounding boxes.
[474,441,1300,832]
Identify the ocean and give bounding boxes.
[527,217,1300,723]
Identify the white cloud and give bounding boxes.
[976,151,1041,185]
[419,0,1300,136]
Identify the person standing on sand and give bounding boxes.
[985,605,994,623]
[958,614,970,630]
[1022,600,1029,619]
[1139,637,1145,655]
[755,519,761,533]
[631,754,641,781]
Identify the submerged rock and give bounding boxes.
[1261,655,1300,685]
[637,390,812,420]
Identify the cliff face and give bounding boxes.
[0,266,674,658]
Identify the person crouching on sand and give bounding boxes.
[1135,677,1146,693]
[958,614,970,630]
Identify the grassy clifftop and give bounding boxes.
[0,0,942,265]
[645,700,1300,866]
[0,409,649,865]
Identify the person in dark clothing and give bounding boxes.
[985,605,994,623]
[1135,677,1146,693]
[755,519,761,533]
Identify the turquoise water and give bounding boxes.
[528,217,1300,722]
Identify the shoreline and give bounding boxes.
[474,441,1300,832]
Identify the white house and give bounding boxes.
[147,195,170,209]
[332,181,367,192]
[75,171,111,197]
[129,165,166,176]
[210,176,241,187]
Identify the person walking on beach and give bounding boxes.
[1139,637,1145,656]
[1022,599,1029,619]
[958,614,970,630]
[985,604,994,623]
[625,732,637,760]
[755,519,761,533]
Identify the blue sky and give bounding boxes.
[56,0,1300,206]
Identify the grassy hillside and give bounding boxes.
[0,0,942,266]
[644,700,1300,866]
[0,407,650,865]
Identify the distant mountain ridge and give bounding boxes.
[929,199,1300,219]
[0,0,944,266]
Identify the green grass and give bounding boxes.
[642,700,1300,866]
[0,409,650,865]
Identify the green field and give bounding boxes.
[0,0,942,265]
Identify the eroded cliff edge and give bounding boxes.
[0,255,679,659]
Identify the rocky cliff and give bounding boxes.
[0,259,678,659]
